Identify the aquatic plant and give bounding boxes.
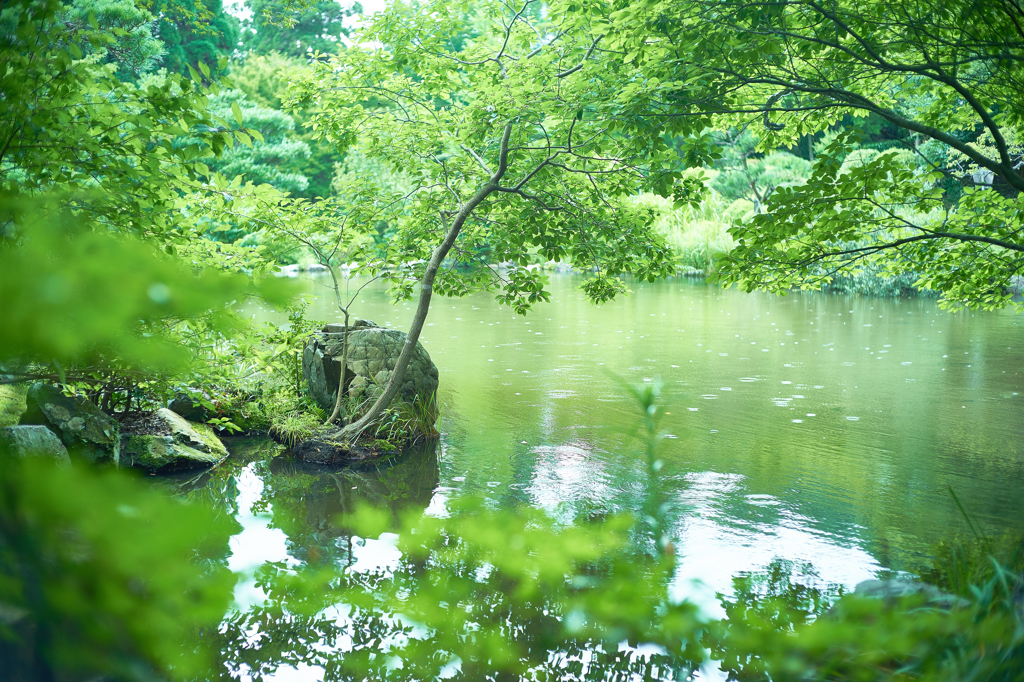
[369,391,440,444]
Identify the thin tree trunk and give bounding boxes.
[337,123,514,442]
[325,307,350,425]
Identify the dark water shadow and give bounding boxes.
[258,439,440,566]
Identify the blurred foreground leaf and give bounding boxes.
[0,451,238,681]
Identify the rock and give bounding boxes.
[853,578,969,609]
[302,320,439,424]
[119,408,228,471]
[22,384,119,464]
[0,426,71,465]
[168,391,209,421]
[0,383,28,428]
[120,435,224,471]
[157,408,229,458]
[291,438,380,465]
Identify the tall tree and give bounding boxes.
[189,89,311,196]
[241,0,359,59]
[57,0,165,79]
[286,0,707,436]
[595,0,1024,309]
[153,0,238,76]
[231,51,343,198]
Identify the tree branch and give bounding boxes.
[555,35,602,78]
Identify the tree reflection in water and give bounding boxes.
[178,438,703,681]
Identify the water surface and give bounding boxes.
[236,274,1024,611]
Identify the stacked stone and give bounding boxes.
[302,320,439,421]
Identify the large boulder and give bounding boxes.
[120,408,228,472]
[0,425,71,465]
[0,383,28,428]
[22,384,119,464]
[303,320,439,423]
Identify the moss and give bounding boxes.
[122,435,174,469]
[121,434,223,471]
[0,383,28,428]
[186,419,228,458]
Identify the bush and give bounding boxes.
[638,190,735,274]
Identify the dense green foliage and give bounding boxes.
[230,51,344,199]
[190,89,311,195]
[0,454,237,680]
[153,0,238,76]
[0,0,286,375]
[2,0,1023,679]
[240,0,358,58]
[591,0,1024,309]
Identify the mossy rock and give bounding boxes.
[156,408,228,459]
[120,434,225,471]
[119,408,228,472]
[0,425,70,465]
[302,320,439,426]
[0,383,28,428]
[23,383,119,464]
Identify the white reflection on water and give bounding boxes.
[668,471,880,618]
[227,464,293,609]
[347,532,402,575]
[527,444,613,518]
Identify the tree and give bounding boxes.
[188,89,311,196]
[231,51,346,198]
[0,0,291,382]
[285,0,708,437]
[710,130,812,213]
[154,0,238,76]
[595,0,1024,309]
[241,0,359,59]
[57,0,165,79]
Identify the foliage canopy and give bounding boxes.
[594,0,1024,309]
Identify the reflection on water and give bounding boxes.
[221,274,1024,675]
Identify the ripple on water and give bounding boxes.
[547,390,576,399]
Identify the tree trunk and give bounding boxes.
[336,123,514,442]
[325,307,351,425]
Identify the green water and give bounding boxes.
[231,273,1024,609]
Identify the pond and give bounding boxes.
[225,273,1024,624]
